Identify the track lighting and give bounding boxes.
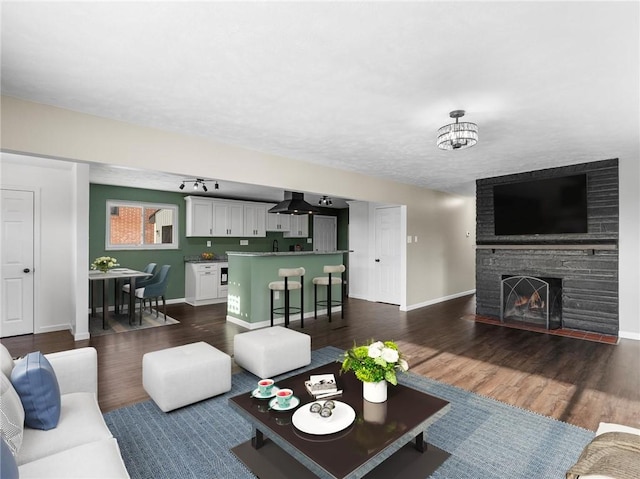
[179,178,214,192]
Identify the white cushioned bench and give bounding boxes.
[233,326,311,378]
[142,342,231,412]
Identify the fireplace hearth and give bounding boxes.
[501,275,562,329]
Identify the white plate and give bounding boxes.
[251,386,279,399]
[268,395,300,411]
[292,400,356,435]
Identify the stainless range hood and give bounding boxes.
[268,191,320,215]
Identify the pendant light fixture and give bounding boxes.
[437,110,478,150]
[318,196,333,206]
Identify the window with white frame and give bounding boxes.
[106,200,179,250]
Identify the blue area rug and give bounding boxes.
[104,346,594,478]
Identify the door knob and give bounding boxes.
[23,268,31,273]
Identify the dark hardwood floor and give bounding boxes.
[2,295,638,431]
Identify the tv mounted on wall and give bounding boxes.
[493,174,588,235]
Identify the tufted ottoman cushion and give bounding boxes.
[143,342,231,412]
[233,326,311,378]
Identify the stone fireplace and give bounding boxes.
[501,275,562,329]
[475,159,619,336]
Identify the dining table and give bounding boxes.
[88,268,153,329]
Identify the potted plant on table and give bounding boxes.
[340,340,409,403]
[91,256,119,273]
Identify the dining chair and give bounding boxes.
[134,265,171,324]
[120,263,157,313]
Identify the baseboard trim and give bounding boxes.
[401,289,476,312]
[619,330,640,341]
[226,307,342,330]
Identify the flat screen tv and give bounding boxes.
[493,174,588,235]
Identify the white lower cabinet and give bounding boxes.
[185,262,228,306]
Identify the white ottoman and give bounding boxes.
[233,326,311,378]
[143,342,231,412]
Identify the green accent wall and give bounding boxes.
[89,184,348,300]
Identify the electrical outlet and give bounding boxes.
[240,239,248,246]
[206,240,211,247]
[407,235,412,244]
[307,238,312,243]
[274,291,280,300]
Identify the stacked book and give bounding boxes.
[304,374,341,399]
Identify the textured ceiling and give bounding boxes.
[1,2,638,198]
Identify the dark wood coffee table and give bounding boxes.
[229,361,450,478]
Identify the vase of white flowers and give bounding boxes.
[91,256,119,273]
[340,340,409,403]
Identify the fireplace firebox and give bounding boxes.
[501,275,562,329]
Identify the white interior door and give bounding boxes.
[374,206,401,305]
[1,189,35,337]
[313,215,337,251]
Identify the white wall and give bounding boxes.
[0,154,85,337]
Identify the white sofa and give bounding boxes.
[0,344,129,478]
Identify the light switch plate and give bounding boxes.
[407,235,412,244]
[206,240,211,247]
[307,238,312,243]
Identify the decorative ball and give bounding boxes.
[319,407,333,418]
[323,400,336,410]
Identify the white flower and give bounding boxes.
[381,347,399,363]
[398,358,409,371]
[367,341,384,358]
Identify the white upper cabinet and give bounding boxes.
[212,200,244,236]
[266,205,291,232]
[185,196,214,237]
[186,196,270,237]
[283,214,309,238]
[244,203,267,237]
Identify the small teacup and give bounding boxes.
[276,388,294,408]
[258,379,274,395]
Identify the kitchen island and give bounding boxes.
[226,251,349,328]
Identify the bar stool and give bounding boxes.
[269,267,305,328]
[313,264,345,322]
